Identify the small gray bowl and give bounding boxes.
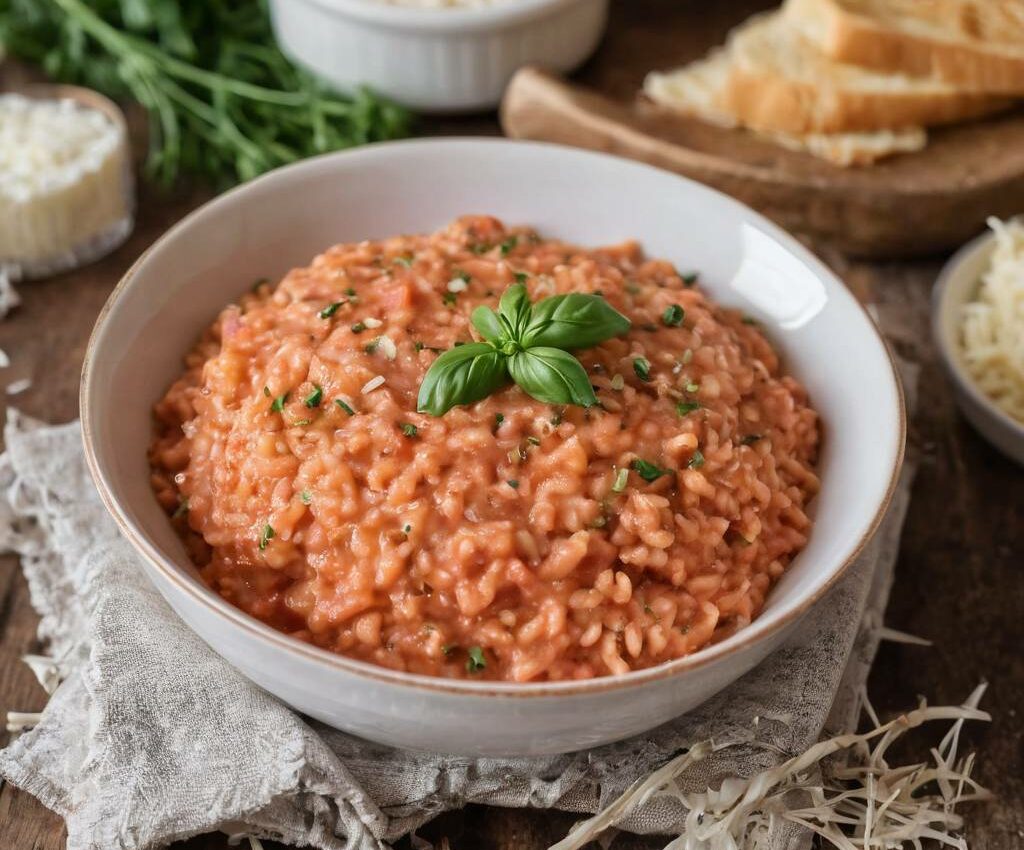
[933,226,1024,467]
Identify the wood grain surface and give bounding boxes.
[2,2,1023,849]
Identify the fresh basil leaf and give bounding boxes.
[498,283,532,340]
[632,458,670,482]
[508,347,597,407]
[521,293,631,350]
[471,306,505,344]
[417,343,510,416]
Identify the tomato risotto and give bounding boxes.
[150,216,820,682]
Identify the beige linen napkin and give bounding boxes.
[0,402,913,850]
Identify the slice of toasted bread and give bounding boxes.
[723,11,1010,134]
[785,0,1024,93]
[644,50,928,166]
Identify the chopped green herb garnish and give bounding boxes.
[442,291,458,307]
[526,436,541,446]
[263,386,271,397]
[304,384,323,408]
[172,497,189,519]
[271,393,288,413]
[494,412,505,432]
[364,338,381,354]
[632,458,670,482]
[455,269,471,283]
[319,301,343,319]
[633,357,651,382]
[740,434,763,445]
[611,467,629,493]
[507,479,519,489]
[335,399,355,416]
[399,422,418,438]
[551,412,563,426]
[442,643,457,656]
[662,304,685,327]
[514,271,529,284]
[469,242,491,255]
[676,401,701,416]
[299,490,312,505]
[345,287,357,297]
[685,382,700,393]
[414,341,425,352]
[688,450,705,469]
[682,272,698,287]
[258,524,275,551]
[351,322,366,334]
[394,254,414,268]
[610,374,625,391]
[466,645,487,673]
[499,236,518,256]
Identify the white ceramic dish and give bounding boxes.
[81,139,904,756]
[267,0,608,112]
[933,228,1024,466]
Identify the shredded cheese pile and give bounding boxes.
[962,217,1024,423]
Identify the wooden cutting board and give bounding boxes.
[501,66,1024,259]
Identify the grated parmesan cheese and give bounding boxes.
[962,217,1024,423]
[362,375,386,394]
[0,93,133,276]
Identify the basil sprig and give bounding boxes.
[417,284,630,416]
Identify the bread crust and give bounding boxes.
[787,0,1024,93]
[724,62,1011,134]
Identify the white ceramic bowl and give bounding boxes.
[81,139,904,756]
[267,0,609,112]
[933,228,1024,466]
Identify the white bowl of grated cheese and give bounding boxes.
[933,217,1024,467]
[266,0,608,112]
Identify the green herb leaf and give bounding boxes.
[682,272,698,287]
[662,304,685,327]
[688,450,705,469]
[271,393,288,413]
[507,479,519,489]
[514,271,529,284]
[508,347,598,408]
[521,293,631,350]
[611,467,629,493]
[351,322,366,334]
[399,422,418,438]
[676,401,701,416]
[466,645,487,673]
[258,524,275,551]
[631,458,670,482]
[319,302,343,319]
[417,343,510,416]
[335,399,355,416]
[493,412,505,432]
[442,291,458,307]
[299,490,312,505]
[304,385,323,408]
[633,358,651,382]
[498,283,533,340]
[499,235,518,256]
[471,306,505,344]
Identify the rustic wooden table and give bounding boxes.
[2,2,1022,848]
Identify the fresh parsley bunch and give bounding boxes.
[0,0,411,186]
[418,284,631,416]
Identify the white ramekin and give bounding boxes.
[267,0,609,112]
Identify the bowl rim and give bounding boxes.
[294,0,595,33]
[80,137,906,698]
[932,224,1024,442]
